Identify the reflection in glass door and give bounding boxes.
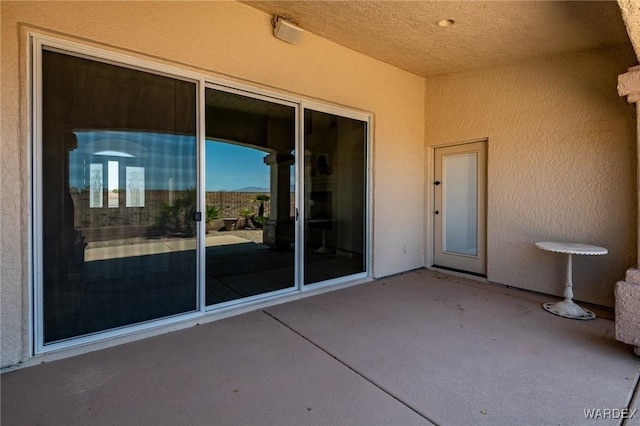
[204,88,296,305]
[39,50,198,344]
[303,109,368,285]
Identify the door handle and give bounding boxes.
[435,210,439,215]
[434,181,441,185]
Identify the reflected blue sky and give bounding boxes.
[206,141,269,191]
[69,131,270,192]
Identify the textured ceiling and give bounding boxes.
[242,1,633,77]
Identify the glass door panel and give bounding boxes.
[303,109,367,285]
[41,50,198,344]
[443,153,478,256]
[204,88,296,305]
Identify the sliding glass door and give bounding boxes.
[303,108,368,285]
[204,87,296,306]
[34,39,370,350]
[39,49,199,344]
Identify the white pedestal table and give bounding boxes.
[534,241,607,320]
[309,219,334,254]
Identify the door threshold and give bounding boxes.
[430,265,487,280]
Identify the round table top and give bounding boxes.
[535,241,607,255]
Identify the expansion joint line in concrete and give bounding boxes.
[261,310,439,426]
[622,374,640,426]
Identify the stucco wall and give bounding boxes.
[618,0,640,60]
[424,48,637,307]
[0,1,425,367]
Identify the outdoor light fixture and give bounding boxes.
[272,15,304,44]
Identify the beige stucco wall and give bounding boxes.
[0,1,425,367]
[618,0,640,60]
[425,48,637,307]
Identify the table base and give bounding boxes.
[315,245,333,254]
[542,300,595,320]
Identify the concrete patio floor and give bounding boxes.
[2,269,639,425]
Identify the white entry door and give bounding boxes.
[433,141,487,275]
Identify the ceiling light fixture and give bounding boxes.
[272,15,304,45]
[436,19,455,28]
